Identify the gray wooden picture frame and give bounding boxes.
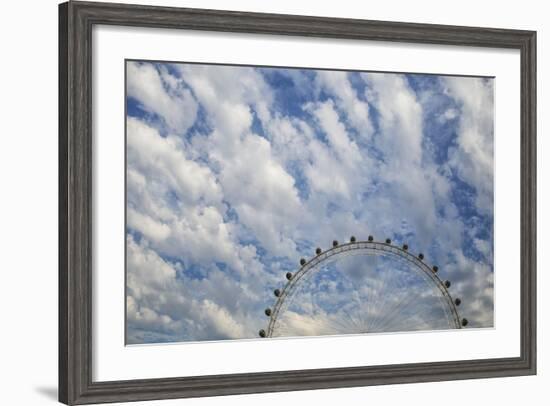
[59,1,537,404]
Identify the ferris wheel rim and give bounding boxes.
[261,238,464,338]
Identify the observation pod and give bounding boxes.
[265,308,272,316]
[402,244,409,250]
[455,298,461,306]
[286,272,293,280]
[385,238,391,244]
[368,235,374,242]
[274,289,281,297]
[259,329,266,338]
[333,240,339,247]
[350,236,356,243]
[418,253,424,260]
[461,318,469,327]
[300,258,306,266]
[432,265,439,273]
[315,247,322,255]
[444,280,451,288]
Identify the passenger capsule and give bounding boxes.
[259,329,266,337]
[264,308,272,316]
[315,247,322,255]
[402,244,409,251]
[455,298,461,306]
[368,235,374,242]
[461,318,468,327]
[385,238,391,244]
[444,280,451,288]
[300,258,306,266]
[350,236,356,243]
[432,265,439,273]
[418,253,424,260]
[333,240,339,247]
[274,289,281,297]
[286,272,293,280]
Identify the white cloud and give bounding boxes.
[362,72,423,164]
[127,62,198,134]
[315,71,373,138]
[174,65,305,258]
[360,72,445,247]
[126,235,264,342]
[308,100,362,166]
[127,117,266,275]
[199,300,247,339]
[442,76,494,214]
[439,107,459,123]
[127,117,222,207]
[127,207,171,243]
[127,235,176,297]
[175,64,273,135]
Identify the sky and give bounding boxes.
[125,60,494,344]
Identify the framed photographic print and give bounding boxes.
[59,1,536,404]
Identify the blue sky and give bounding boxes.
[125,61,494,344]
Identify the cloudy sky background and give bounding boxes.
[125,60,494,344]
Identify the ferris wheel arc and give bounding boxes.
[259,236,466,338]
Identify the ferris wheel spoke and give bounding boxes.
[328,311,360,333]
[344,269,370,332]
[371,294,407,331]
[392,311,440,331]
[340,306,365,333]
[372,276,431,332]
[371,272,404,332]
[368,267,405,332]
[353,296,369,333]
[363,254,380,332]
[372,259,435,331]
[366,266,388,331]
[380,296,447,332]
[370,284,414,332]
[415,313,448,330]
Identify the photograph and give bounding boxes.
[125,60,494,344]
[0,0,542,405]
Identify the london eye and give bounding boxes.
[259,236,467,338]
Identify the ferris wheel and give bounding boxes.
[259,236,467,339]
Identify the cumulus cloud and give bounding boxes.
[442,76,494,214]
[127,62,198,134]
[127,235,261,343]
[439,107,459,123]
[126,117,252,270]
[126,61,494,342]
[315,71,373,138]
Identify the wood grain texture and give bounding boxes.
[58,2,69,403]
[58,1,537,404]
